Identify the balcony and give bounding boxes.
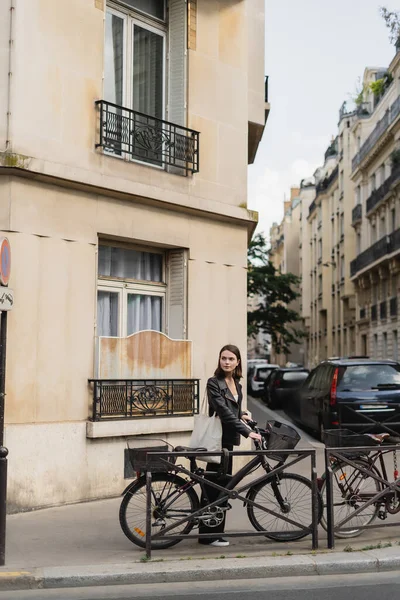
[316,166,339,197]
[352,203,362,225]
[350,227,400,277]
[89,379,200,421]
[95,100,200,175]
[352,95,400,172]
[390,296,398,317]
[380,300,387,320]
[371,304,377,321]
[366,163,400,214]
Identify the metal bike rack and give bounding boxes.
[325,444,400,549]
[141,448,319,559]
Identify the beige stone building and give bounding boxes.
[0,0,267,510]
[350,53,400,360]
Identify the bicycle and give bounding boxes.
[119,420,323,549]
[320,428,400,538]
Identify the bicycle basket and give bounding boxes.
[127,439,176,473]
[323,429,378,458]
[264,420,301,462]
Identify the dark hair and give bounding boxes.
[214,344,243,379]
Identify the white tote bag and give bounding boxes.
[189,390,222,464]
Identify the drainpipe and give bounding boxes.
[5,0,15,152]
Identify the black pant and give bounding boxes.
[198,445,233,543]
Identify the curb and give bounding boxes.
[0,547,400,591]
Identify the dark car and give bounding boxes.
[286,358,400,440]
[262,368,309,410]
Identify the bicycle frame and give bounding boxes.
[139,447,319,558]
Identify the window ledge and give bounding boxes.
[86,415,194,439]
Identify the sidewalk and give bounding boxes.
[1,494,400,591]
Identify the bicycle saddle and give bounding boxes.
[174,446,207,452]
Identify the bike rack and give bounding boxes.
[325,444,400,549]
[337,402,400,437]
[141,448,319,559]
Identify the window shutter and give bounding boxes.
[168,0,187,126]
[167,249,187,339]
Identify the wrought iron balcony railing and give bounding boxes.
[352,95,400,172]
[350,227,400,277]
[352,203,362,224]
[366,163,400,214]
[95,100,200,175]
[88,379,199,421]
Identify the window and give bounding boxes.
[340,213,344,238]
[356,232,361,255]
[97,243,187,339]
[337,363,400,391]
[371,221,377,244]
[104,0,187,165]
[380,213,386,238]
[394,331,398,361]
[340,255,345,280]
[373,333,378,358]
[391,208,396,232]
[361,334,368,356]
[355,185,361,205]
[383,332,388,358]
[379,163,385,186]
[370,173,376,194]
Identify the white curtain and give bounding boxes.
[127,294,162,334]
[98,291,119,337]
[98,246,162,281]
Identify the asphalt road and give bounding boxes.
[3,572,400,599]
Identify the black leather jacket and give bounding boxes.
[207,376,250,447]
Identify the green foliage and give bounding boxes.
[380,6,400,45]
[247,233,305,356]
[369,73,393,98]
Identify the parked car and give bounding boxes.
[262,368,309,410]
[247,363,279,396]
[286,358,400,440]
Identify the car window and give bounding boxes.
[337,364,400,391]
[257,367,277,380]
[282,372,309,382]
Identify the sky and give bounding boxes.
[248,0,397,239]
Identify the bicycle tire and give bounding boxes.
[320,458,381,538]
[247,473,323,542]
[119,472,199,549]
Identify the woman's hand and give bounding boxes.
[249,431,262,442]
[241,413,252,422]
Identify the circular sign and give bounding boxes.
[0,238,11,286]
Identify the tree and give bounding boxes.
[247,233,305,356]
[380,6,400,46]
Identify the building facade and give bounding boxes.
[351,54,400,361]
[0,0,267,511]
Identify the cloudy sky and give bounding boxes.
[248,0,397,238]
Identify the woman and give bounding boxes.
[198,344,262,547]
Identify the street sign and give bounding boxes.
[0,239,11,287]
[0,289,13,312]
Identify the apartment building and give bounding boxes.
[306,105,361,366]
[0,0,267,510]
[350,53,400,360]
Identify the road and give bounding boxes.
[2,572,400,599]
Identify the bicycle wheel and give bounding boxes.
[119,472,199,549]
[320,458,381,538]
[247,473,322,542]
